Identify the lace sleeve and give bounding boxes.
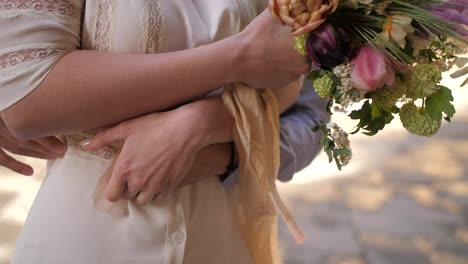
[0,0,84,111]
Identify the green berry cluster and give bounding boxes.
[370,81,407,108]
[313,74,335,98]
[294,35,309,56]
[404,64,442,99]
[399,102,441,137]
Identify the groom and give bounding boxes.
[0,79,328,184]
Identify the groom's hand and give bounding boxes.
[179,143,232,186]
[0,117,66,175]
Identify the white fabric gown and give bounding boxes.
[0,0,269,263]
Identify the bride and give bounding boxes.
[0,0,322,263]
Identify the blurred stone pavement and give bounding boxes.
[1,74,467,264]
[276,73,468,264]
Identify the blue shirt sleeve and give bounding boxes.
[276,78,329,181]
[224,79,330,185]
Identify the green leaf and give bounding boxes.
[350,89,361,99]
[308,71,321,80]
[326,99,334,114]
[370,101,381,118]
[349,100,395,136]
[326,149,333,163]
[350,100,371,120]
[425,85,456,121]
[333,152,343,171]
[334,148,352,156]
[390,105,400,114]
[308,70,330,80]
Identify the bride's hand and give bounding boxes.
[82,107,211,205]
[234,9,310,89]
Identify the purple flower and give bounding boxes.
[306,23,351,70]
[431,0,468,36]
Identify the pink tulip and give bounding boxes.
[350,45,396,92]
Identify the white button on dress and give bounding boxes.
[172,232,186,246]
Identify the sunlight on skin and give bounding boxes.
[0,70,467,263]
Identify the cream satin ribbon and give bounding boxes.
[222,84,306,264]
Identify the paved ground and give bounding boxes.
[1,74,467,264]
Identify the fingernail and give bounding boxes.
[22,167,34,176]
[80,139,92,149]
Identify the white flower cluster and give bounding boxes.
[415,39,467,72]
[326,122,352,166]
[332,62,362,112]
[415,56,455,72]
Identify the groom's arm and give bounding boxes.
[180,79,329,186]
[223,79,329,184]
[277,78,329,181]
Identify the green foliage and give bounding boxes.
[349,100,398,136]
[308,69,329,80]
[312,121,351,171]
[425,85,456,122]
[419,37,462,63]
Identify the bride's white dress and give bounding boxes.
[0,0,269,263]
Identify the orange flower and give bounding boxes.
[269,0,339,36]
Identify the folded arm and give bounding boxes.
[85,79,326,203]
[0,3,308,139]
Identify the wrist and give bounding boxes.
[177,96,234,148]
[224,32,249,84]
[178,97,234,147]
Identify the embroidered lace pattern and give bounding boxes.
[139,0,165,53]
[66,132,121,160]
[0,0,82,27]
[92,0,114,51]
[0,47,67,78]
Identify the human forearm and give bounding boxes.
[182,81,301,147]
[2,10,310,140]
[2,37,239,139]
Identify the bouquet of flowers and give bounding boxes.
[221,1,467,263]
[270,0,468,170]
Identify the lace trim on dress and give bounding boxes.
[0,0,82,28]
[0,47,67,77]
[66,132,121,160]
[139,0,165,53]
[92,0,115,51]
